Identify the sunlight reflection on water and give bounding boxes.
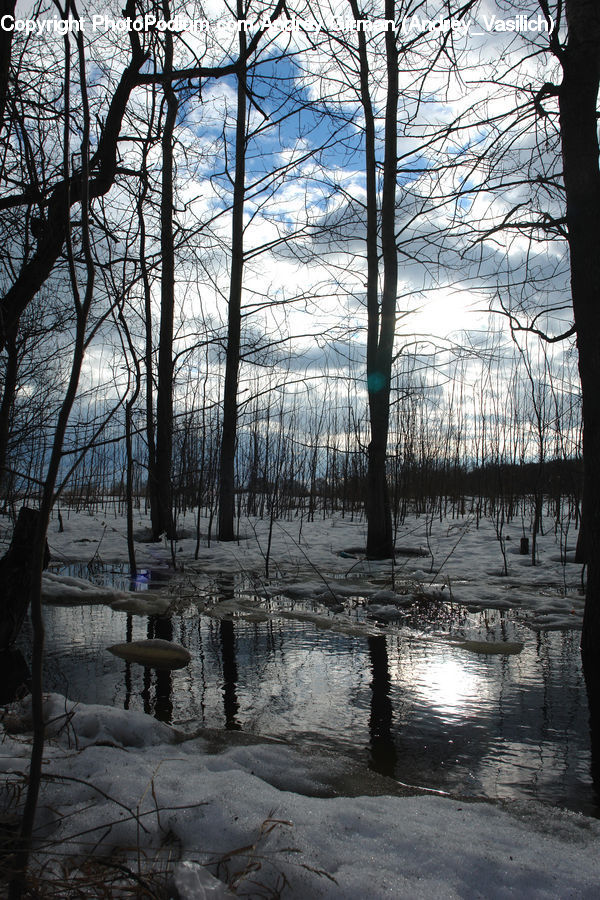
[22,566,596,817]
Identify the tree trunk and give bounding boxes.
[0,324,19,495]
[137,128,160,539]
[558,0,600,671]
[153,9,178,541]
[0,507,49,652]
[218,4,246,542]
[366,391,394,557]
[351,0,398,558]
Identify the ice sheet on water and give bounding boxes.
[3,692,176,748]
[42,571,131,604]
[109,593,171,614]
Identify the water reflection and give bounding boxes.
[24,591,598,816]
[147,615,174,723]
[124,614,133,709]
[122,613,174,722]
[368,636,397,776]
[412,655,485,721]
[217,578,242,730]
[220,619,241,730]
[47,562,171,593]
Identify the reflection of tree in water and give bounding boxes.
[124,614,133,710]
[368,635,397,777]
[134,615,174,723]
[216,577,241,730]
[220,619,241,730]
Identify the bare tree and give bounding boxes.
[9,5,96,890]
[218,0,248,542]
[154,0,178,540]
[550,0,600,666]
[348,0,399,558]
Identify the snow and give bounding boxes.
[2,693,176,748]
[42,571,170,614]
[173,863,234,898]
[109,593,171,615]
[107,638,192,668]
[16,504,586,634]
[1,692,599,897]
[0,503,593,895]
[42,570,131,604]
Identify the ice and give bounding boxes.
[110,594,171,615]
[107,638,191,669]
[42,572,171,615]
[367,603,404,621]
[173,862,234,898]
[42,571,130,604]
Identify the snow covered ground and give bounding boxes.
[0,503,595,897]
[17,502,586,632]
[2,692,600,898]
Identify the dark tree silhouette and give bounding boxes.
[218,0,248,542]
[553,0,600,669]
[349,0,399,558]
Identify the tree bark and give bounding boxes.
[557,0,600,668]
[153,6,178,541]
[0,507,49,652]
[0,324,19,494]
[218,5,247,542]
[136,116,160,539]
[351,0,398,558]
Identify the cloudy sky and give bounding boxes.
[3,0,577,458]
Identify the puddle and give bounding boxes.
[16,568,598,818]
[47,561,172,593]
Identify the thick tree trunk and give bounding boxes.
[558,0,600,670]
[218,7,246,542]
[137,136,160,539]
[153,10,178,541]
[366,391,394,557]
[0,507,49,651]
[575,515,587,563]
[353,0,398,559]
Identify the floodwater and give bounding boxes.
[20,565,598,817]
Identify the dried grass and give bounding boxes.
[0,770,303,898]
